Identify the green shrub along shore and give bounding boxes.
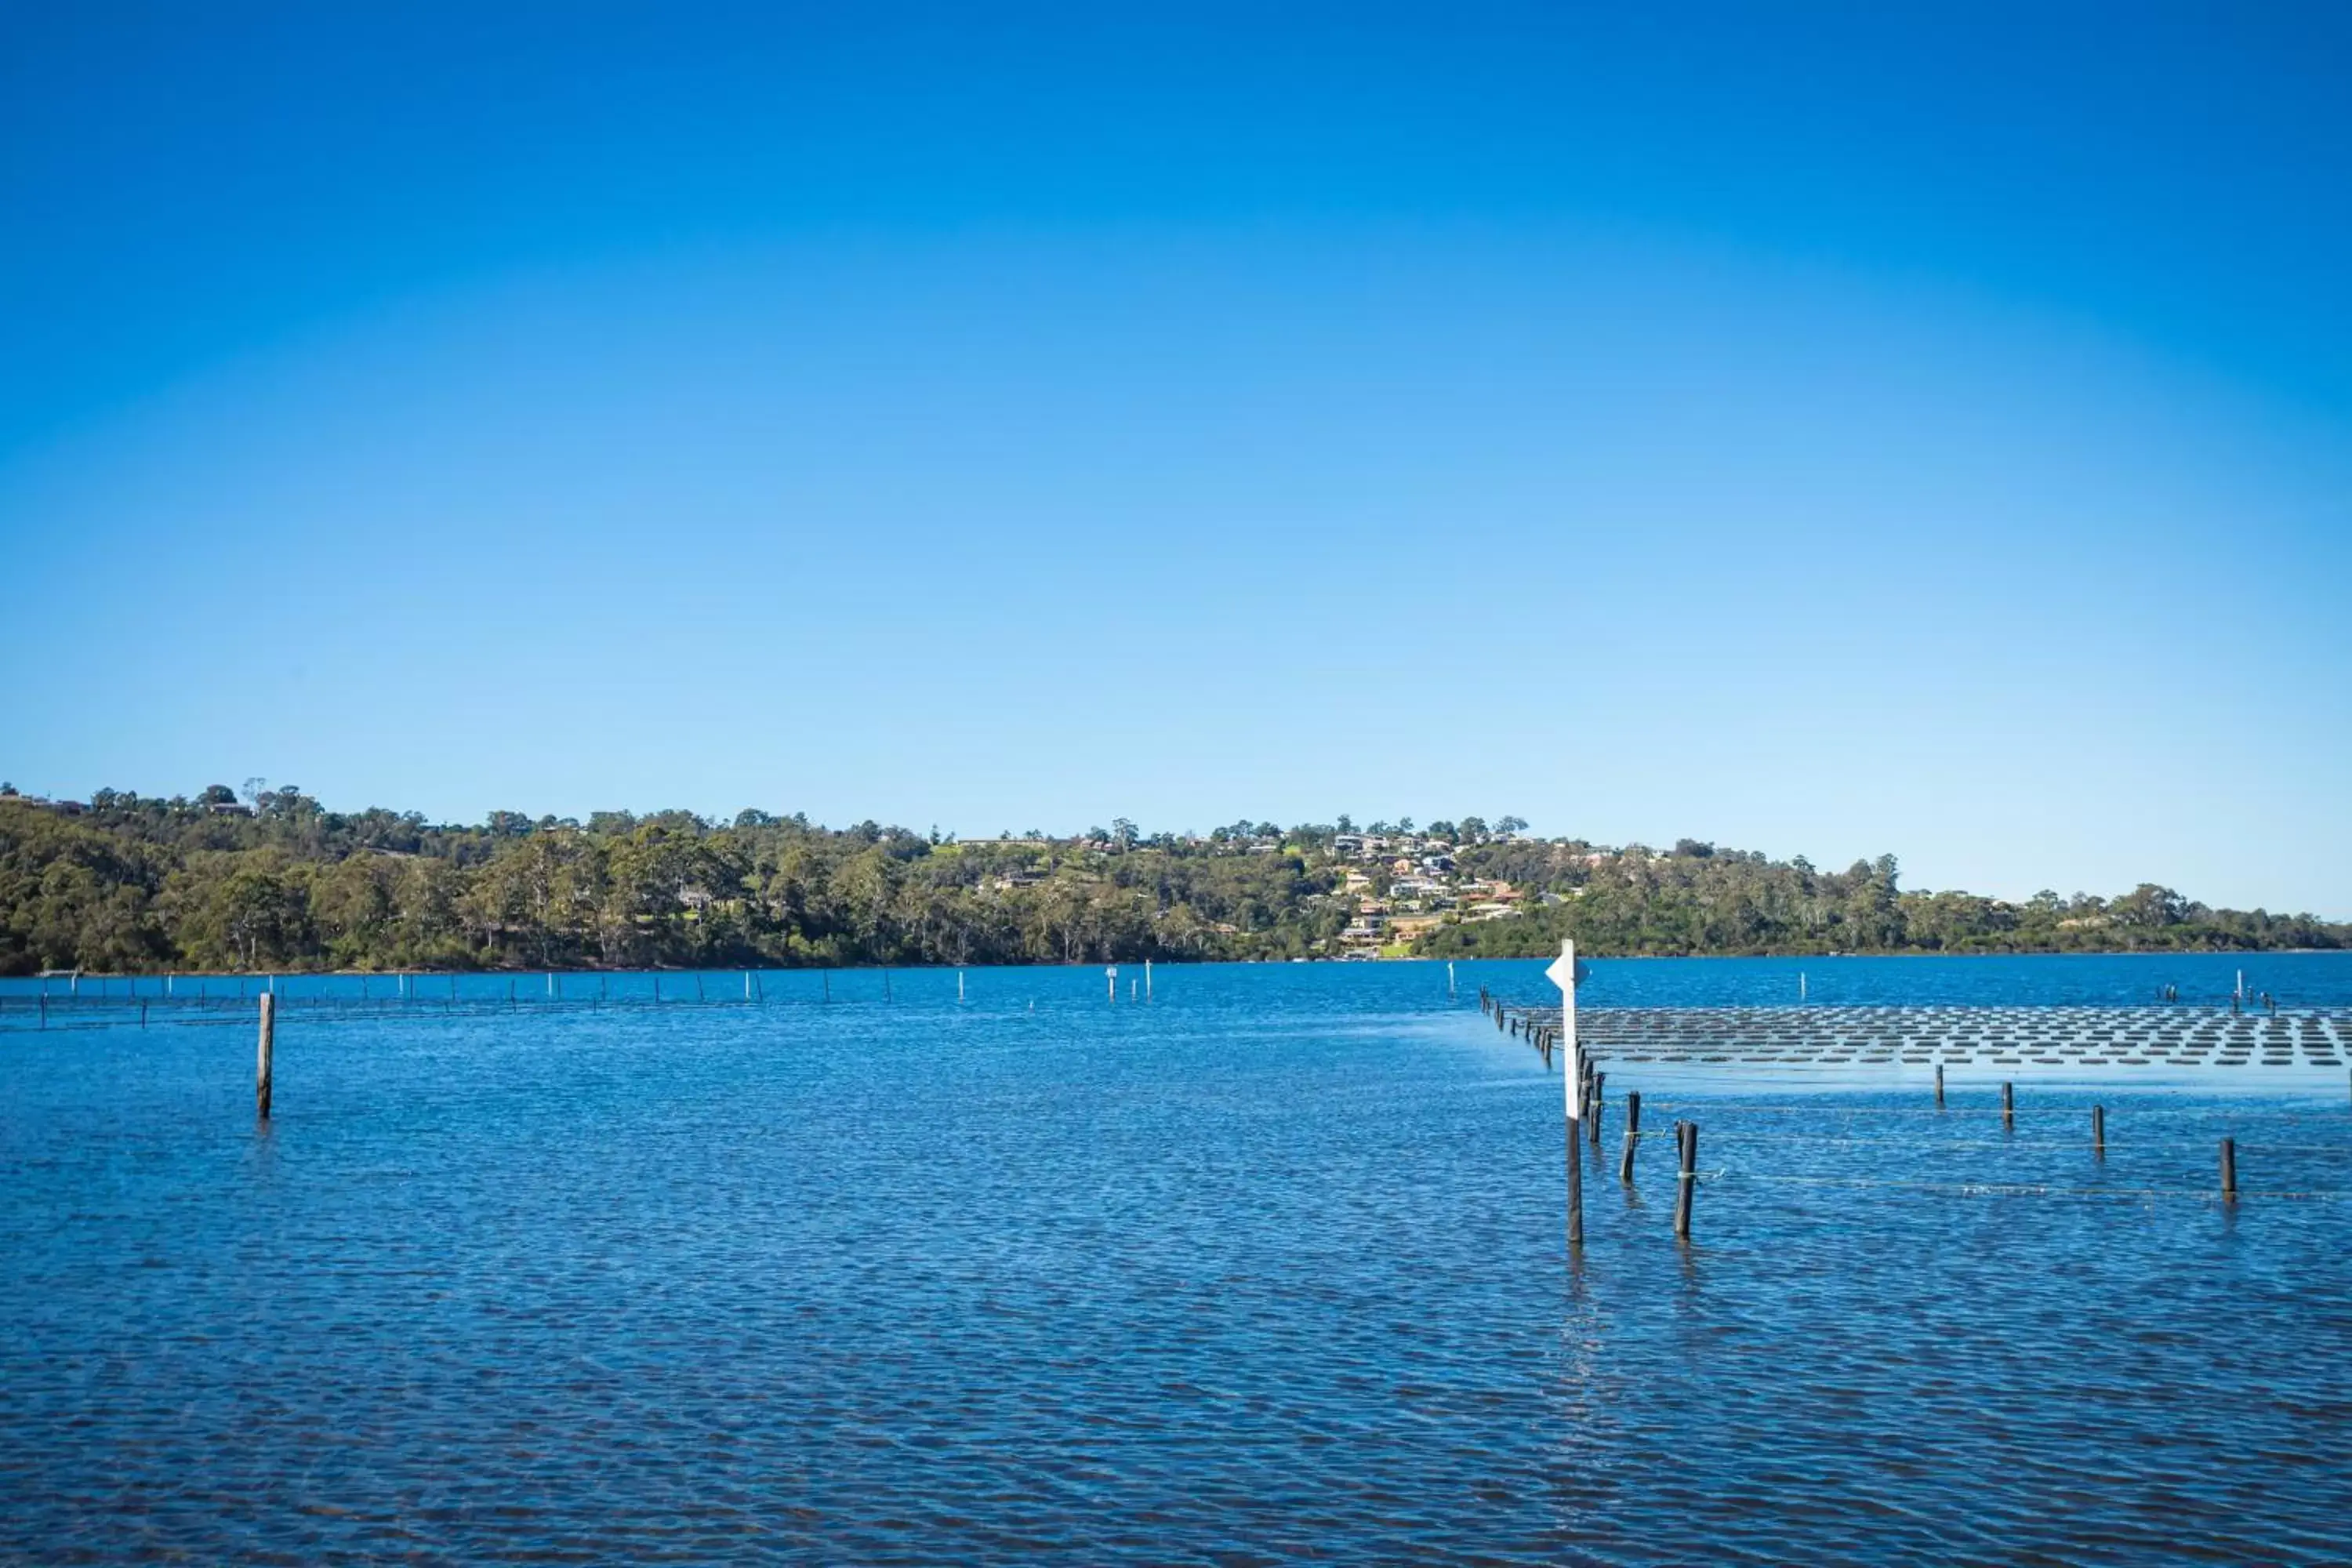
[1,786,2341,976]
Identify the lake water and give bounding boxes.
[5,954,2351,1563]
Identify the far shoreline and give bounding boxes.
[8,946,2347,982]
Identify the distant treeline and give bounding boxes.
[0,786,2342,975]
[1413,841,2347,961]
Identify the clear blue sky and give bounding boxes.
[4,3,2348,913]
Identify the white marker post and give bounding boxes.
[1106,965,1118,1003]
[1546,939,1587,1247]
[1145,959,1152,1001]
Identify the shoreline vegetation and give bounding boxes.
[2,785,2343,976]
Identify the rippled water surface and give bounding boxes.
[5,956,2351,1563]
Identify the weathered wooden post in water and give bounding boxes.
[1619,1091,1641,1183]
[256,993,275,1120]
[1674,1121,1698,1240]
[2092,1105,2106,1156]
[2220,1138,2238,1201]
[1935,1064,1944,1108]
[1546,941,1588,1249]
[1105,965,1117,1003]
[2002,1081,2015,1130]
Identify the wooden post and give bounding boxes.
[1566,1110,1584,1249]
[822,971,830,1003]
[256,993,275,1120]
[2219,1137,2237,1200]
[1935,1063,1944,1108]
[1146,959,1153,1000]
[1674,1121,1698,1239]
[1589,1070,1605,1147]
[695,973,706,1003]
[2001,1081,2014,1130]
[745,971,753,1001]
[958,970,966,1002]
[654,975,661,1003]
[1619,1091,1641,1183]
[2092,1104,2106,1156]
[884,970,893,1003]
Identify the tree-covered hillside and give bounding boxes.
[0,787,2340,974]
[1425,838,2343,959]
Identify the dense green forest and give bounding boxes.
[1413,840,2348,960]
[0,785,2342,974]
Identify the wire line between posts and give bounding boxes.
[1719,1171,2352,1202]
[1613,1129,2352,1152]
[1635,1102,2346,1120]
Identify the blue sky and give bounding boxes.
[3,3,2348,913]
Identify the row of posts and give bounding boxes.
[1483,988,2260,1239]
[1481,983,1701,1243]
[251,976,2234,1203]
[27,964,1164,1013]
[1957,1066,2238,1195]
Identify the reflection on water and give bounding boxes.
[3,957,2350,1563]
